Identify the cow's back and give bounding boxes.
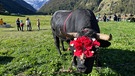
[66,9,100,33]
[51,10,72,28]
[51,10,72,38]
[51,9,100,39]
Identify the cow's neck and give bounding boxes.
[63,12,72,32]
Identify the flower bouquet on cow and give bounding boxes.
[69,36,100,73]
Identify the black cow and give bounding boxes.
[51,9,112,74]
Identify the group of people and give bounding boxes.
[96,13,122,22]
[16,17,40,31]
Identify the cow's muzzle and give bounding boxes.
[77,66,86,73]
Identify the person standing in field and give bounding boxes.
[0,18,4,25]
[20,20,24,31]
[16,18,21,31]
[113,13,118,21]
[26,17,32,31]
[29,18,32,31]
[103,13,107,22]
[37,19,40,30]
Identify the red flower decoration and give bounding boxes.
[70,36,100,58]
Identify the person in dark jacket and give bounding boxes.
[113,14,118,21]
[16,18,21,31]
[103,13,107,22]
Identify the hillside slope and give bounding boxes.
[38,0,101,14]
[38,0,135,15]
[15,0,36,12]
[0,0,36,14]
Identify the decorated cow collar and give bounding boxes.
[70,36,100,58]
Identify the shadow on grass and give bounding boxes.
[55,48,135,76]
[99,48,135,76]
[2,28,50,32]
[0,56,14,64]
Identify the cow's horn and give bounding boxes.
[67,32,78,37]
[96,33,112,41]
[60,28,78,38]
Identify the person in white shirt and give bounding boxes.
[26,17,32,31]
[37,19,40,31]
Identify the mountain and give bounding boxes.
[15,0,36,12]
[38,0,81,14]
[38,0,135,15]
[23,0,48,10]
[97,0,135,14]
[0,0,36,14]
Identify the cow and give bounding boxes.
[51,9,112,74]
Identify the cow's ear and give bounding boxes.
[98,40,111,47]
[79,28,96,38]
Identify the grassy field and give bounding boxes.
[0,15,135,76]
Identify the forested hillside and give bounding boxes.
[0,0,36,15]
[15,0,36,12]
[38,0,101,14]
[38,0,135,15]
[0,3,5,14]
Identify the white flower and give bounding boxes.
[91,51,94,53]
[92,38,96,41]
[74,38,77,40]
[70,44,74,46]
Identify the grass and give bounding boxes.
[0,15,135,76]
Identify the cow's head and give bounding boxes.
[69,35,100,74]
[60,28,112,74]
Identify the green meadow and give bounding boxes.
[0,15,135,76]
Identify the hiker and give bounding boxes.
[20,20,24,31]
[117,14,121,21]
[37,19,40,30]
[16,18,21,31]
[0,18,4,25]
[103,13,107,22]
[26,17,32,31]
[96,13,101,21]
[113,14,118,21]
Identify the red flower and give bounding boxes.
[70,36,100,58]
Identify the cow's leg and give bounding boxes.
[94,52,102,73]
[53,35,62,55]
[94,50,102,67]
[95,55,102,67]
[61,40,66,51]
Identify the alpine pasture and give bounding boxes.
[0,15,135,76]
